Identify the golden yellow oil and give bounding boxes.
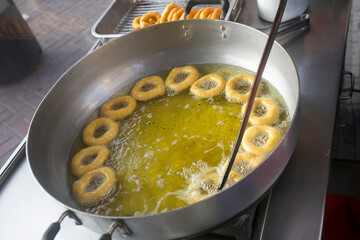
[69,64,290,216]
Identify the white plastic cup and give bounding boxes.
[257,0,308,22]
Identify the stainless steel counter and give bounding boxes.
[241,0,351,239]
[0,0,351,239]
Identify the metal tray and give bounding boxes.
[91,0,243,41]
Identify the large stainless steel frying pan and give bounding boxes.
[27,10,300,240]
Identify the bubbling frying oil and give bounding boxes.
[69,64,290,216]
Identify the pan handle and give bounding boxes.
[184,0,230,20]
[42,210,82,240]
[339,71,355,100]
[99,221,132,240]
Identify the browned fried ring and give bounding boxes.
[132,16,141,30]
[82,118,119,146]
[193,8,204,19]
[140,11,161,28]
[160,3,178,23]
[71,145,109,177]
[73,167,117,205]
[180,8,198,19]
[167,7,181,22]
[101,96,137,120]
[211,8,221,19]
[171,8,184,21]
[200,7,214,19]
[131,75,166,101]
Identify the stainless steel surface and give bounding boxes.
[0,158,99,239]
[91,0,243,40]
[238,0,351,239]
[27,20,299,239]
[219,0,287,190]
[262,13,310,38]
[0,137,26,187]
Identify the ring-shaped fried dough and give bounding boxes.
[193,8,204,19]
[71,145,109,177]
[190,73,226,98]
[167,7,181,22]
[187,169,220,204]
[187,168,242,203]
[234,152,264,170]
[140,11,161,28]
[82,118,119,146]
[226,171,243,186]
[222,152,263,176]
[211,8,221,19]
[165,66,199,92]
[220,162,244,186]
[148,17,157,25]
[181,8,197,19]
[171,8,184,21]
[132,16,141,30]
[225,74,262,102]
[200,7,214,19]
[73,167,116,205]
[241,98,280,126]
[131,75,165,101]
[160,3,178,23]
[242,126,281,156]
[101,96,137,120]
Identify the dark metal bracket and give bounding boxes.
[42,210,82,240]
[339,70,355,100]
[99,221,132,240]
